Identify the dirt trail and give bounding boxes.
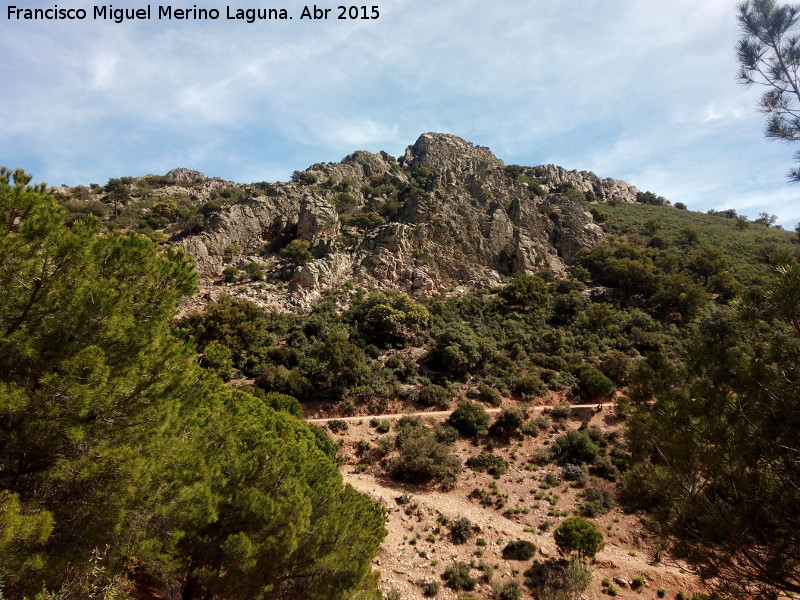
[305,403,611,424]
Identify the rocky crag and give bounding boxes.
[176,133,655,306]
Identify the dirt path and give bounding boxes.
[305,403,611,424]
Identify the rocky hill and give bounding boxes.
[177,134,650,298]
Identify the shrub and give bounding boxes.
[490,407,526,440]
[244,261,264,281]
[581,487,616,517]
[495,580,522,600]
[421,579,440,596]
[551,430,600,466]
[291,170,318,185]
[450,517,474,544]
[549,402,572,421]
[526,557,592,600]
[562,463,587,482]
[263,392,303,418]
[327,419,349,433]
[554,516,604,559]
[222,265,239,283]
[478,383,503,406]
[388,433,461,485]
[443,562,476,591]
[514,373,542,396]
[434,424,459,445]
[579,370,616,399]
[279,239,313,267]
[449,400,490,437]
[419,384,451,408]
[502,540,536,561]
[466,453,509,476]
[521,421,539,437]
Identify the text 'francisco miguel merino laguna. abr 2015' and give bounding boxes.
[6,4,381,23]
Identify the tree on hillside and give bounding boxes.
[737,0,800,180]
[0,168,385,599]
[625,260,800,598]
[103,177,130,217]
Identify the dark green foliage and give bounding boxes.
[502,540,536,560]
[418,384,451,408]
[578,369,616,399]
[490,406,526,440]
[180,294,271,360]
[0,169,386,599]
[222,265,238,282]
[244,261,264,280]
[350,290,429,347]
[737,0,800,180]
[551,430,601,466]
[466,453,509,476]
[495,580,522,600]
[636,191,667,206]
[328,419,349,433]
[443,562,476,591]
[340,211,386,228]
[280,238,314,266]
[514,373,542,396]
[291,170,318,185]
[525,557,592,600]
[502,273,549,308]
[388,431,461,485]
[428,323,494,376]
[103,177,130,216]
[449,400,490,437]
[449,517,474,544]
[263,392,304,418]
[581,486,616,517]
[625,261,800,598]
[421,579,440,596]
[554,517,604,558]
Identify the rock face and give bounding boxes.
[533,164,644,204]
[176,133,640,297]
[165,168,206,183]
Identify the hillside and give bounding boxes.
[23,135,800,600]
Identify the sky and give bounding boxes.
[1,0,799,227]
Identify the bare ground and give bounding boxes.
[322,406,705,600]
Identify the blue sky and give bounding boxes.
[1,0,798,226]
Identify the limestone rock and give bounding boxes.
[165,168,205,183]
[171,133,675,301]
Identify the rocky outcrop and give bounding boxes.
[165,168,206,183]
[174,133,659,299]
[534,164,644,204]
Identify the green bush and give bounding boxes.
[327,419,349,433]
[449,400,490,437]
[495,580,522,600]
[502,540,536,560]
[443,562,476,591]
[291,170,318,185]
[263,392,303,418]
[551,430,600,466]
[222,265,239,283]
[490,407,526,439]
[466,453,509,476]
[554,516,604,558]
[421,579,440,596]
[419,384,452,408]
[388,432,461,485]
[449,517,474,544]
[580,486,615,517]
[279,239,313,266]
